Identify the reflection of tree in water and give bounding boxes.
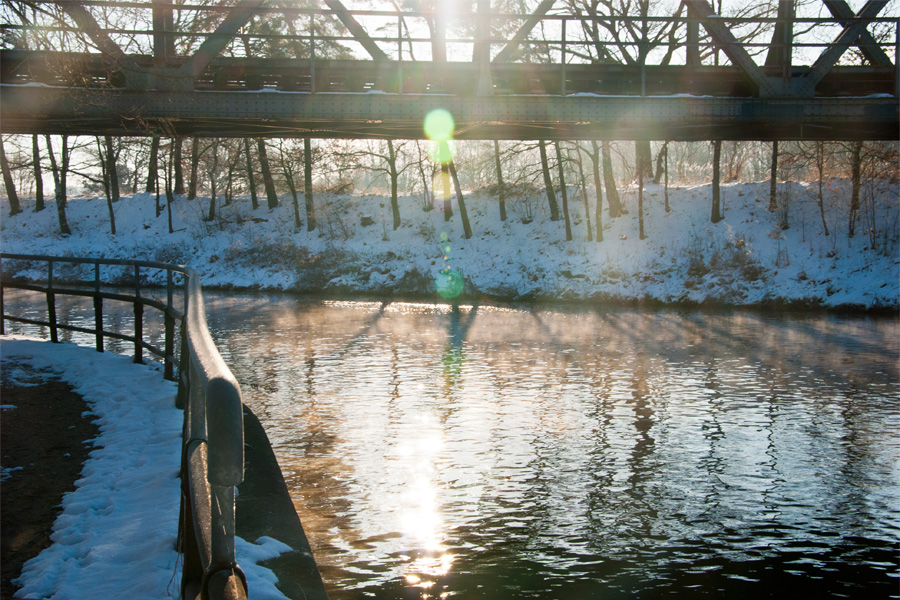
[441,304,478,391]
[625,353,659,536]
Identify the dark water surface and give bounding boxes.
[201,296,899,600]
[5,291,899,598]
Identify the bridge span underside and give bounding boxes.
[1,84,894,141]
[0,0,897,142]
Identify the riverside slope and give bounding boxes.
[1,178,896,309]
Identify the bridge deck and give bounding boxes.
[1,83,895,141]
[1,1,897,141]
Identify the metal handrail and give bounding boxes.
[0,253,247,600]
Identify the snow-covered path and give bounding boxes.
[1,336,293,600]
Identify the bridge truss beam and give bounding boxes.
[0,0,897,141]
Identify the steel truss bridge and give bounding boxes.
[0,0,897,141]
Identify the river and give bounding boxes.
[5,290,899,598]
[202,294,899,600]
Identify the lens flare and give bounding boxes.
[432,172,452,200]
[435,267,464,299]
[423,109,454,142]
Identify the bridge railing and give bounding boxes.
[0,253,248,600]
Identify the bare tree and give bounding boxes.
[493,140,508,221]
[0,136,22,216]
[32,135,45,212]
[539,140,561,221]
[554,142,573,241]
[276,139,304,231]
[711,140,724,224]
[257,139,280,210]
[44,135,71,234]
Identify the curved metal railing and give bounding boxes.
[0,253,248,600]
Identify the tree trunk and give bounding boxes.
[45,135,71,235]
[188,137,199,200]
[32,135,44,212]
[243,139,259,210]
[590,141,603,241]
[653,141,668,184]
[601,141,623,217]
[493,140,507,221]
[539,141,561,221]
[284,169,302,230]
[100,137,116,234]
[441,160,452,221]
[156,166,164,219]
[448,159,472,239]
[769,140,778,211]
[816,142,829,236]
[166,152,175,234]
[575,146,593,242]
[711,140,724,223]
[635,140,653,181]
[224,165,234,206]
[146,136,160,194]
[173,137,185,195]
[0,138,22,216]
[105,136,120,204]
[207,175,216,222]
[206,141,219,222]
[554,142,573,241]
[388,140,401,230]
[849,140,862,238]
[304,138,316,231]
[257,139,279,209]
[664,141,670,212]
[638,155,646,239]
[156,172,163,218]
[98,138,111,200]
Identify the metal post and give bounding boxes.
[165,270,175,380]
[398,15,403,94]
[134,301,144,364]
[310,13,316,93]
[47,260,58,343]
[94,262,103,352]
[686,16,700,66]
[0,256,5,336]
[895,19,899,99]
[641,39,646,97]
[133,264,143,364]
[560,18,567,95]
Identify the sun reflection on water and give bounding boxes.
[395,421,453,591]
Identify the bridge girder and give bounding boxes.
[0,0,897,141]
[1,85,895,141]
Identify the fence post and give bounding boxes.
[133,264,143,364]
[165,270,175,380]
[0,256,5,336]
[94,262,103,352]
[47,260,58,343]
[133,301,144,364]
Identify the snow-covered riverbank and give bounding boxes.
[2,178,897,309]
